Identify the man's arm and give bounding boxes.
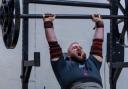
[90,14,104,62]
[43,14,62,61]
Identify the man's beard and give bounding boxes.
[70,55,86,64]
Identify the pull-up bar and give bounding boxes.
[28,0,111,9]
[13,14,127,19]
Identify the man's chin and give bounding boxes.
[71,56,85,64]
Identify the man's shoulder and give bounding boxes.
[88,55,102,62]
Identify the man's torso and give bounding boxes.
[51,54,102,89]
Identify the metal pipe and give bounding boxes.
[14,14,127,19]
[28,0,111,9]
[112,62,128,68]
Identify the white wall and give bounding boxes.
[0,0,127,89]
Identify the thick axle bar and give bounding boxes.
[12,14,128,19]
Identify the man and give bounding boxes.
[43,14,104,89]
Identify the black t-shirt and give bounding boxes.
[51,54,102,89]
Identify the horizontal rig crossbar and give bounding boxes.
[112,62,128,68]
[13,14,127,19]
[28,0,111,9]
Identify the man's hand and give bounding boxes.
[91,14,103,23]
[91,14,104,28]
[43,13,56,22]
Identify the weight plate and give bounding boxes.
[0,0,20,49]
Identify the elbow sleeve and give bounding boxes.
[48,41,62,59]
[90,39,103,58]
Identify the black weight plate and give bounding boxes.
[0,0,20,49]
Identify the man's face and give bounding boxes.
[68,42,86,62]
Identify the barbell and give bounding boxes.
[0,0,127,49]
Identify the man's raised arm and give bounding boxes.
[90,14,104,62]
[43,14,62,61]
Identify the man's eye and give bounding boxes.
[72,47,75,49]
[72,47,77,49]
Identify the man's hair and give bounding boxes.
[67,42,79,53]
